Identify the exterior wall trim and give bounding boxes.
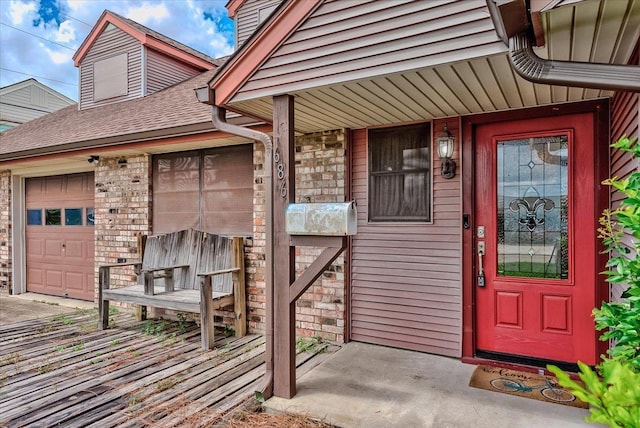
[11,176,25,295]
[211,0,322,105]
[73,11,215,70]
[0,123,271,163]
[227,0,247,18]
[460,99,611,360]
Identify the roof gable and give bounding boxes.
[226,0,247,18]
[0,79,74,104]
[73,10,217,70]
[210,0,505,106]
[210,0,321,105]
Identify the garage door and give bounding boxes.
[25,173,95,301]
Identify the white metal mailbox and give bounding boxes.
[285,202,357,236]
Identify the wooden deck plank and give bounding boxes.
[68,338,267,427]
[0,313,339,427]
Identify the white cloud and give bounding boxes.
[125,2,170,25]
[55,20,76,43]
[1,0,235,101]
[8,0,36,25]
[208,34,233,57]
[44,46,72,65]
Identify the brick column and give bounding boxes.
[94,155,151,300]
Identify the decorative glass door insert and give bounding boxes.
[496,134,569,280]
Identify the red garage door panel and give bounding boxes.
[26,173,95,301]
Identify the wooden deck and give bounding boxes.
[0,308,337,427]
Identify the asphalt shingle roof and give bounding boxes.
[0,69,217,159]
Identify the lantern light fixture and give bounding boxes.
[437,123,456,179]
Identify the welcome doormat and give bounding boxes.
[469,365,588,409]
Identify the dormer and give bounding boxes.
[227,0,281,48]
[72,10,218,110]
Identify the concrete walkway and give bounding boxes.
[0,292,95,325]
[265,342,593,428]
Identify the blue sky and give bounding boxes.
[0,0,235,100]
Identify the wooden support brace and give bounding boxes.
[232,237,247,337]
[200,275,215,350]
[98,266,109,330]
[164,269,174,292]
[289,242,346,304]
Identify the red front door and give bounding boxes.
[475,113,598,365]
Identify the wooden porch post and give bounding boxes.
[272,94,296,398]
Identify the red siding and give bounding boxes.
[349,122,462,357]
[610,42,639,301]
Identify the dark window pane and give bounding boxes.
[27,209,42,225]
[45,209,61,226]
[368,124,431,222]
[86,207,95,226]
[65,208,82,226]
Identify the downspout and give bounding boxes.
[508,33,640,92]
[195,88,274,398]
[213,107,275,399]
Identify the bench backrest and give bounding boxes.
[141,229,237,292]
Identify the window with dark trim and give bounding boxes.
[368,123,431,222]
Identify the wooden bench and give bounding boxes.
[98,229,246,350]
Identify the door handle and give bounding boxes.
[477,241,485,287]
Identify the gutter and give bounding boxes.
[508,33,640,92]
[195,87,274,399]
[0,116,263,162]
[488,0,640,93]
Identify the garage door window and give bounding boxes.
[45,209,62,225]
[153,145,253,235]
[86,208,95,226]
[27,209,42,225]
[65,208,83,226]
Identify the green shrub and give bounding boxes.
[549,361,640,428]
[548,136,640,427]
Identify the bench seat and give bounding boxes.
[98,229,246,350]
[102,285,234,314]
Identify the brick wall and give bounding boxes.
[0,170,11,292]
[246,130,347,342]
[294,130,347,342]
[94,155,152,299]
[247,142,267,331]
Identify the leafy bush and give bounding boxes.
[549,360,640,427]
[548,136,640,427]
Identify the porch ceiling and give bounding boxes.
[227,0,639,133]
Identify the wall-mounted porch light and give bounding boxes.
[437,124,456,179]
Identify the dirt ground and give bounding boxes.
[0,293,81,325]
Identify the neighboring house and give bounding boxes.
[0,0,638,403]
[0,79,75,132]
[204,0,639,398]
